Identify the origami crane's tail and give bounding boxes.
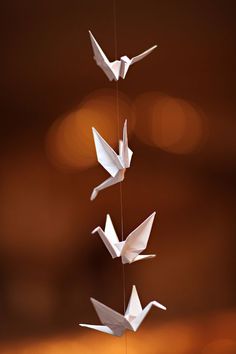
[132,254,156,263]
[79,324,114,335]
[91,226,120,259]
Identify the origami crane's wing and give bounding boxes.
[119,120,133,168]
[89,30,110,65]
[88,30,118,81]
[110,60,121,81]
[104,214,120,245]
[130,45,157,65]
[119,141,133,167]
[92,214,120,258]
[130,300,166,331]
[92,127,123,177]
[90,169,125,201]
[91,298,132,332]
[125,285,142,319]
[120,212,156,264]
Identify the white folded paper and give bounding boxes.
[80,285,166,336]
[92,212,156,264]
[91,120,133,201]
[89,30,157,81]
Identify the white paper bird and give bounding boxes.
[80,285,166,336]
[92,212,156,264]
[91,120,132,201]
[89,30,157,81]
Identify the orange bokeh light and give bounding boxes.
[2,310,236,354]
[151,96,205,154]
[46,89,135,170]
[134,92,206,154]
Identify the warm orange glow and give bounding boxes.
[1,3,235,353]
[1,310,236,354]
[151,96,204,154]
[202,339,236,354]
[46,89,134,170]
[133,92,161,146]
[134,92,206,154]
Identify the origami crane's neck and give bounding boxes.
[128,302,154,331]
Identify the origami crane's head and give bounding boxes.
[120,56,132,79]
[120,55,130,63]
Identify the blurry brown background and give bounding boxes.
[0,0,236,353]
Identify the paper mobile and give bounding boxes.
[89,30,157,81]
[91,120,133,201]
[92,212,156,264]
[80,285,166,336]
[80,26,166,343]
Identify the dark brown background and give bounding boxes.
[0,1,235,353]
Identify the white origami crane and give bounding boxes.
[89,30,157,81]
[91,120,132,201]
[80,285,166,336]
[92,212,156,264]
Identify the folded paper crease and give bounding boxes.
[91,120,132,200]
[92,212,157,264]
[89,30,157,81]
[79,285,166,336]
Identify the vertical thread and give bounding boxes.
[113,0,128,352]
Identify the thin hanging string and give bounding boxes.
[113,1,128,352]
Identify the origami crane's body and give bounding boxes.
[91,120,133,201]
[89,31,157,81]
[80,285,166,336]
[92,212,156,264]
